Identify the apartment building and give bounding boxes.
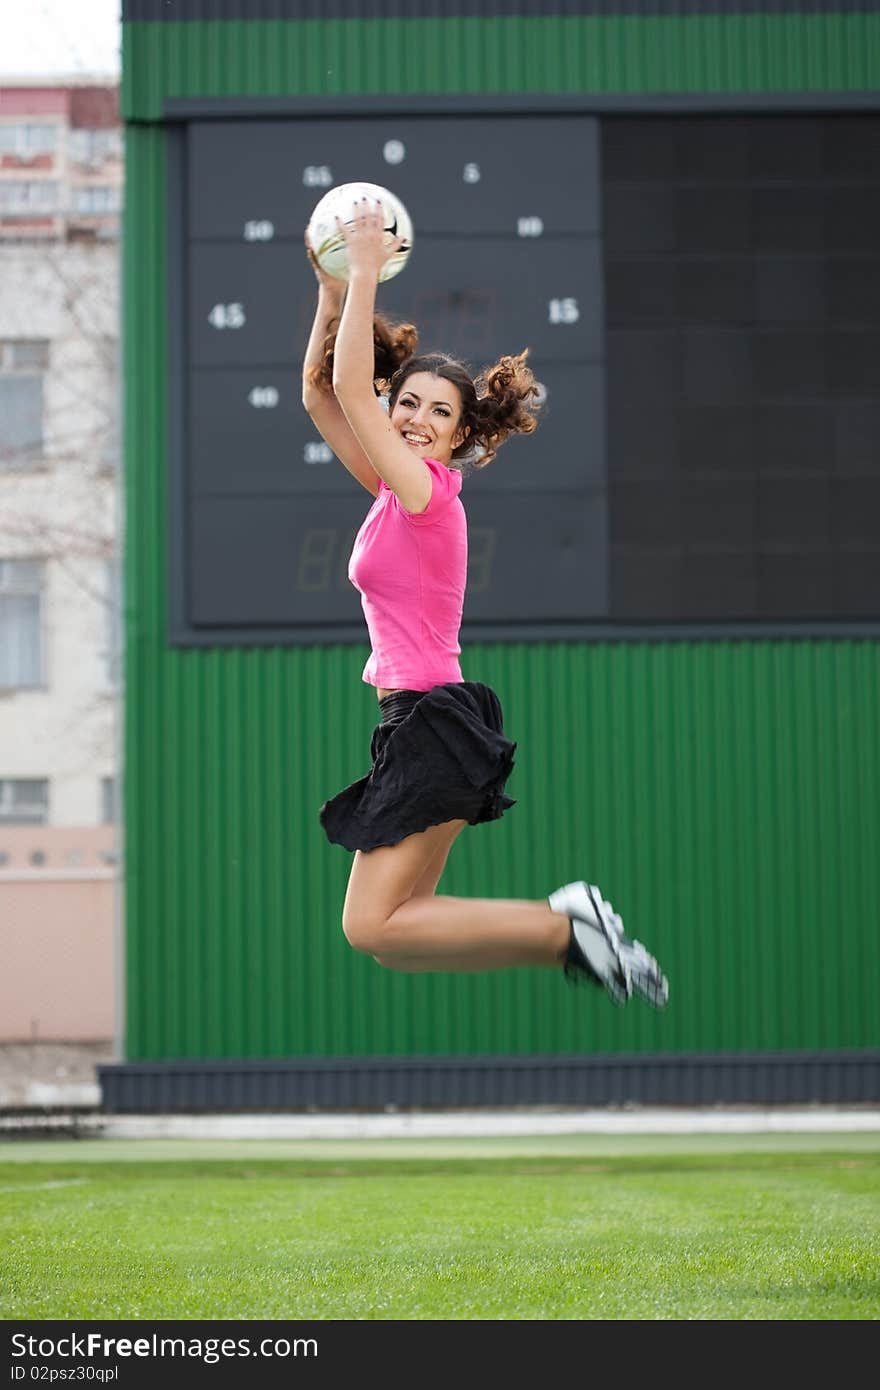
[0,80,122,1042]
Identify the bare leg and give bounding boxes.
[408,829,458,899]
[374,896,569,972]
[342,818,569,972]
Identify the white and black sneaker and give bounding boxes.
[548,881,669,1010]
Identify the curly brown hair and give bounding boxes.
[307,312,541,468]
[306,312,417,397]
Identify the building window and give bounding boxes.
[0,124,58,155]
[101,775,118,825]
[68,127,122,167]
[0,779,49,825]
[0,181,58,212]
[0,340,48,468]
[71,185,120,213]
[97,335,121,475]
[102,556,121,688]
[0,560,45,689]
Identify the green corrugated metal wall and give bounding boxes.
[121,12,880,118]
[122,9,880,1060]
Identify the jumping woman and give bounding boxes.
[302,197,668,1009]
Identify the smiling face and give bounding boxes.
[389,372,469,466]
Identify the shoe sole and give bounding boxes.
[584,885,632,1005]
[586,885,669,1010]
[550,881,630,1005]
[627,954,670,1009]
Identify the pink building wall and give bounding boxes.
[0,827,117,1042]
[0,88,69,116]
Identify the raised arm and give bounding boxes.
[331,201,433,515]
[301,234,380,497]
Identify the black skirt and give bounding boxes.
[319,680,517,852]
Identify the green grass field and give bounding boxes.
[2,1133,879,1320]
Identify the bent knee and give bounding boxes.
[341,907,389,957]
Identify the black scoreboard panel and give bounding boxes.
[191,494,370,627]
[188,237,603,368]
[190,491,606,628]
[189,361,603,498]
[603,114,880,624]
[177,113,605,642]
[187,117,601,240]
[171,109,880,645]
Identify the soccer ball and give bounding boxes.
[306,181,413,283]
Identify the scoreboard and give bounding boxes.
[170,112,606,644]
[168,105,880,645]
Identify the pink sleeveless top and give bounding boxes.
[348,456,467,692]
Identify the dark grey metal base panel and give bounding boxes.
[98,1050,880,1113]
